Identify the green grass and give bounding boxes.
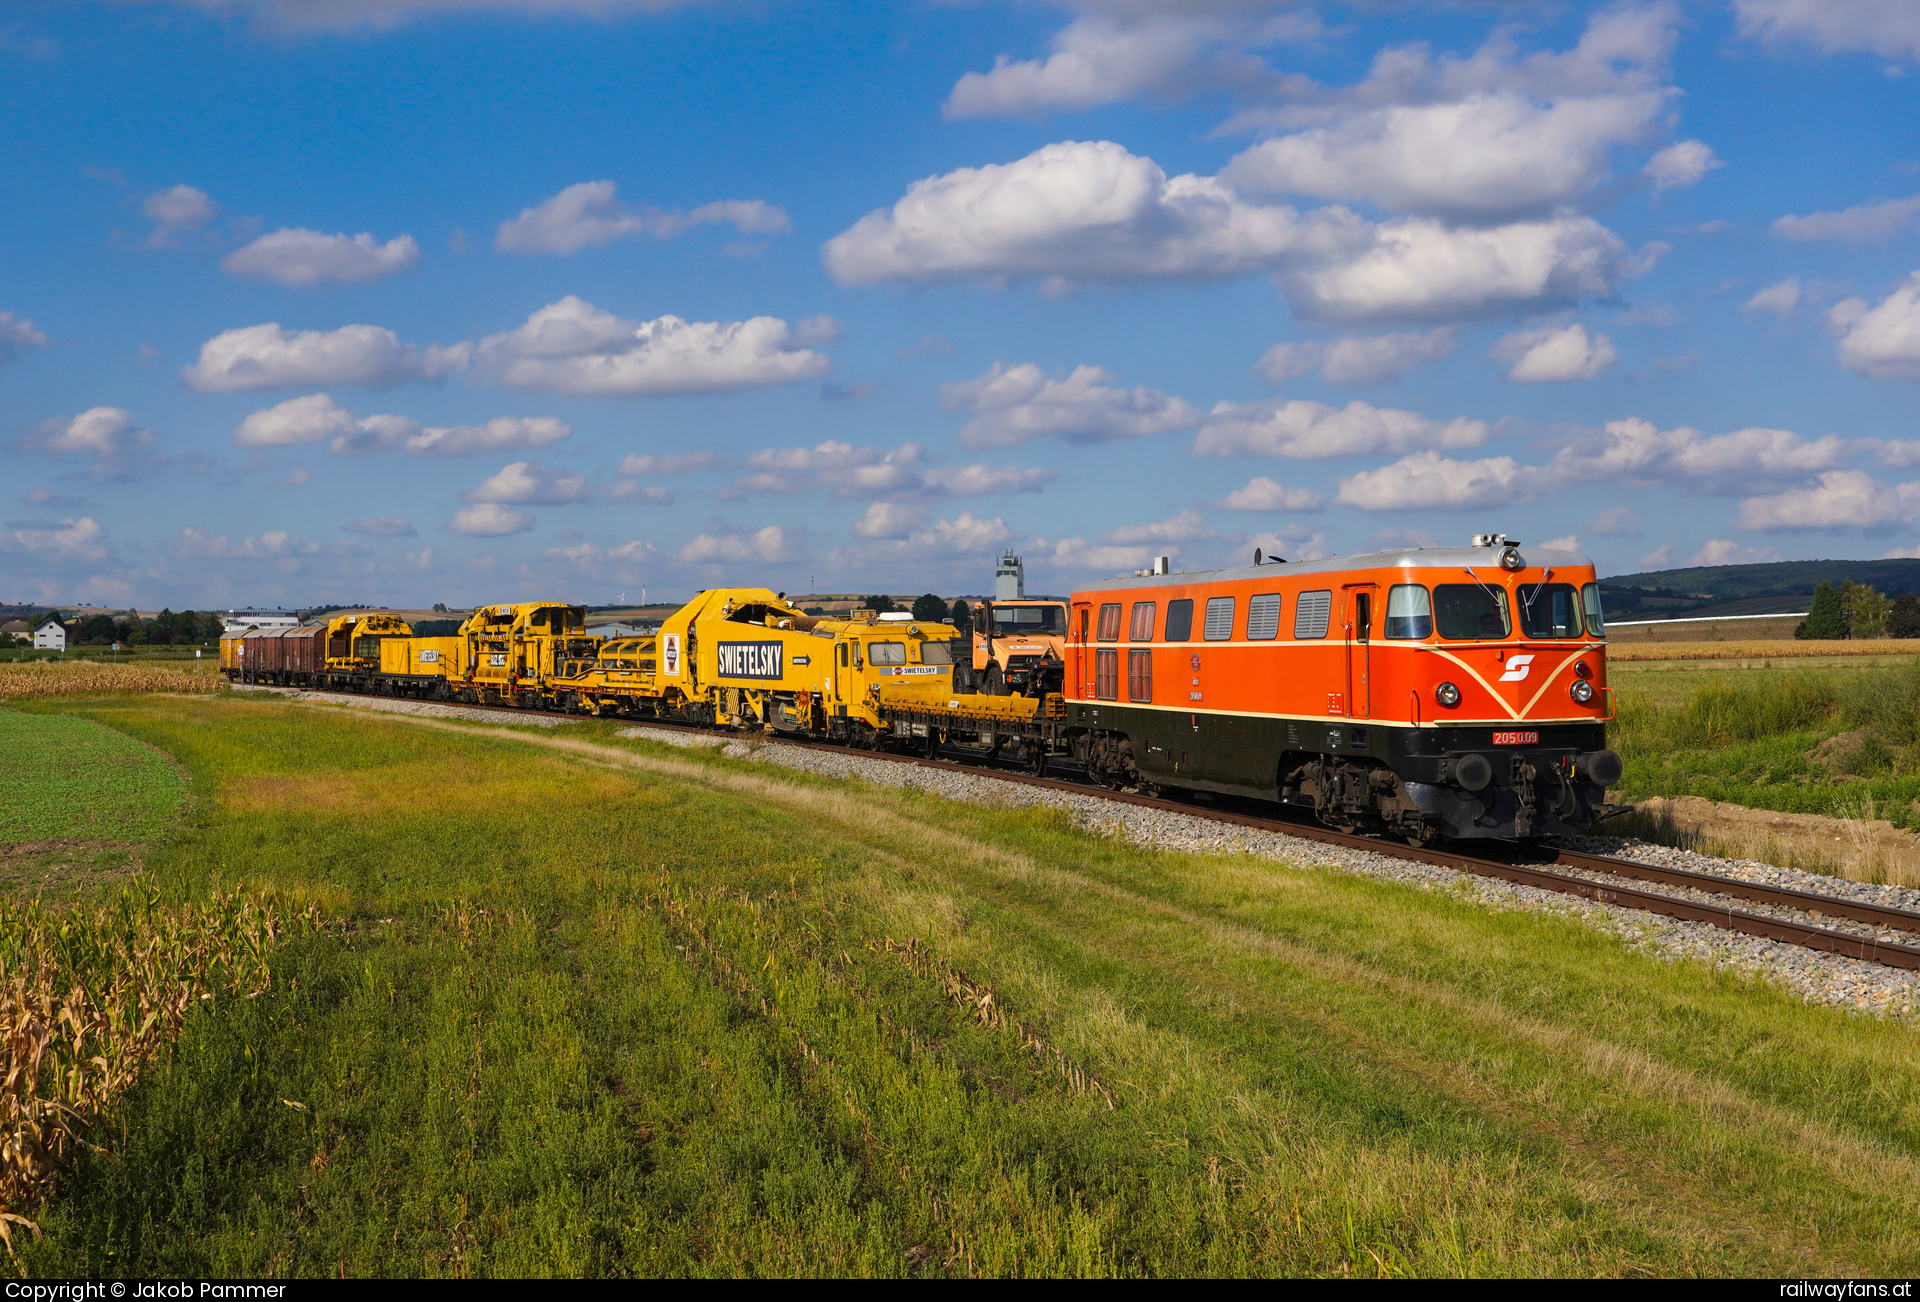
[11,693,1920,1277]
[1610,656,1920,827]
[0,708,191,843]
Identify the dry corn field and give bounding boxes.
[1608,640,1918,662]
[0,885,325,1255]
[0,662,221,700]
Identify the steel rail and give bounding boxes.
[250,684,1920,972]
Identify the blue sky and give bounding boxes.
[5,0,1920,611]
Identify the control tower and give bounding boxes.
[994,548,1025,600]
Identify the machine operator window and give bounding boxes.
[1094,649,1118,699]
[1129,602,1157,642]
[1127,649,1152,703]
[1433,584,1511,640]
[919,640,955,664]
[1096,603,1122,642]
[1384,585,1433,639]
[1294,591,1332,639]
[992,605,1065,635]
[1245,594,1281,640]
[1203,596,1235,641]
[1581,583,1607,637]
[1164,599,1194,642]
[1517,583,1585,639]
[869,641,907,666]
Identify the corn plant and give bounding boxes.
[0,883,326,1255]
[0,662,220,700]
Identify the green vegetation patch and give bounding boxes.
[0,709,190,844]
[1612,656,1920,827]
[14,694,1920,1277]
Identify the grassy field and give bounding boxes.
[5,692,1920,1277]
[1608,655,1920,839]
[0,708,195,898]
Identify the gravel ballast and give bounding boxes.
[230,684,582,728]
[617,724,1920,1022]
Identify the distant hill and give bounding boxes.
[1600,559,1920,620]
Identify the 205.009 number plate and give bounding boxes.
[1492,730,1540,745]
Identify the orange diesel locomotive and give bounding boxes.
[1056,536,1623,843]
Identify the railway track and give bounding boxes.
[260,685,1920,973]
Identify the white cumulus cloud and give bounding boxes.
[462,461,591,505]
[1492,323,1620,382]
[1642,140,1722,193]
[941,361,1201,450]
[677,525,805,564]
[1594,506,1642,538]
[851,502,924,540]
[1336,450,1555,511]
[1687,539,1784,566]
[0,517,109,562]
[1225,93,1669,223]
[232,394,570,456]
[344,516,416,536]
[1255,328,1457,388]
[1743,277,1802,316]
[1194,397,1489,460]
[21,408,154,478]
[1774,195,1920,241]
[944,15,1234,120]
[1736,470,1920,532]
[222,229,421,287]
[183,323,471,392]
[1217,476,1325,511]
[847,512,1013,562]
[1102,510,1216,546]
[142,184,216,247]
[448,503,534,537]
[0,311,48,363]
[824,139,1650,323]
[495,181,789,254]
[1828,276,1920,381]
[1550,417,1845,490]
[475,296,830,397]
[618,451,719,476]
[730,439,1055,500]
[1734,0,1920,61]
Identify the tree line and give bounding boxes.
[10,609,228,649]
[1796,580,1920,640]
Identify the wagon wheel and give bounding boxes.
[1030,749,1049,779]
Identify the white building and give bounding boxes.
[222,608,301,635]
[33,616,66,651]
[994,549,1025,601]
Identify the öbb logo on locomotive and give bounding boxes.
[219,532,1622,846]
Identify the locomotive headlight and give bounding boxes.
[1570,679,1596,704]
[1499,547,1525,571]
[1435,681,1462,707]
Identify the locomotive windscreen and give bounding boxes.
[1433,584,1511,639]
[1518,583,1585,639]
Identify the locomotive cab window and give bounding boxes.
[1094,648,1119,699]
[1164,599,1194,642]
[1129,602,1157,642]
[1384,585,1433,639]
[1581,583,1607,637]
[1434,585,1511,640]
[1246,593,1281,640]
[1096,603,1122,642]
[869,641,906,666]
[1203,596,1235,641]
[1518,583,1584,639]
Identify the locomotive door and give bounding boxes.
[1344,585,1376,718]
[1074,605,1088,697]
